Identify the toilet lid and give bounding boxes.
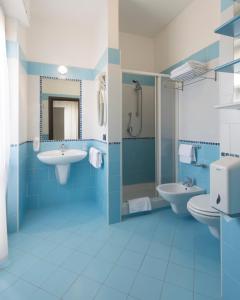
[188,194,220,216]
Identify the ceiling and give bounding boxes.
[119,0,193,37]
[30,0,193,37]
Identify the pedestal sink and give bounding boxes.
[37,149,87,184]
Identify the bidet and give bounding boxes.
[156,183,205,215]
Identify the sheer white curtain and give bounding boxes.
[64,101,78,139]
[0,7,10,264]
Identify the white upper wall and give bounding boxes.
[27,17,97,68]
[0,0,30,26]
[108,0,119,49]
[120,32,155,72]
[27,0,108,68]
[155,0,220,72]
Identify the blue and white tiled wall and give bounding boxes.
[178,140,220,193]
[7,145,19,233]
[26,140,108,211]
[221,216,240,298]
[163,40,220,192]
[6,38,122,231]
[122,73,155,186]
[220,1,240,298]
[19,143,28,225]
[108,143,121,224]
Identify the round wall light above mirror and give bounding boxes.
[58,65,68,75]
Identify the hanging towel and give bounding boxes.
[179,144,196,164]
[128,197,152,214]
[89,147,103,168]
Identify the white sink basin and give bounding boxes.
[156,183,205,215]
[37,149,87,165]
[37,149,87,185]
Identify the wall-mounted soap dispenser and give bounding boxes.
[210,157,240,217]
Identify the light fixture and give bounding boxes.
[58,65,68,75]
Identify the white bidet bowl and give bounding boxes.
[156,183,205,216]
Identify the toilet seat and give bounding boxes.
[187,194,220,217]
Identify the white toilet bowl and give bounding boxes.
[187,194,220,239]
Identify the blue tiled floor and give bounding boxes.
[0,203,222,300]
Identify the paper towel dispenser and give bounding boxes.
[210,157,240,217]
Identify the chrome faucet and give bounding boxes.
[183,177,194,187]
[60,143,65,154]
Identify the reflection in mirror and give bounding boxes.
[40,77,81,141]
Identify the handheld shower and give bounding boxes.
[127,80,143,137]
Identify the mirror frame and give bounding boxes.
[40,76,82,142]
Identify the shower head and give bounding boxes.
[132,80,142,90]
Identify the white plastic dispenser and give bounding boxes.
[210,157,240,216]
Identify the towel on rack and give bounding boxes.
[128,197,152,214]
[179,144,196,164]
[89,147,103,168]
[170,61,208,81]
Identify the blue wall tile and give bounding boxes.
[25,140,108,219]
[221,0,234,12]
[108,48,121,65]
[122,73,155,86]
[6,40,19,58]
[222,216,240,297]
[123,138,155,186]
[178,141,220,192]
[19,143,28,226]
[7,146,19,233]
[27,62,94,80]
[223,273,240,299]
[108,143,121,224]
[7,42,121,81]
[162,42,220,74]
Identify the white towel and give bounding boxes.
[89,147,103,168]
[128,197,152,214]
[179,144,196,164]
[170,61,208,80]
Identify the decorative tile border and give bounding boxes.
[41,93,80,101]
[179,139,220,146]
[17,139,108,144]
[40,76,82,142]
[221,152,240,158]
[123,137,155,140]
[122,73,155,87]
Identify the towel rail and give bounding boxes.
[191,163,208,168]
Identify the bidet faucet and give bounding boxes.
[183,177,194,187]
[60,143,65,154]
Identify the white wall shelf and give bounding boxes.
[215,102,240,110]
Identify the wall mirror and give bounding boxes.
[40,77,81,141]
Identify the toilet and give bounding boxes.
[187,194,220,239]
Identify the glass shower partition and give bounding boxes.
[156,76,177,185]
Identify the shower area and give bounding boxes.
[121,72,177,215]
